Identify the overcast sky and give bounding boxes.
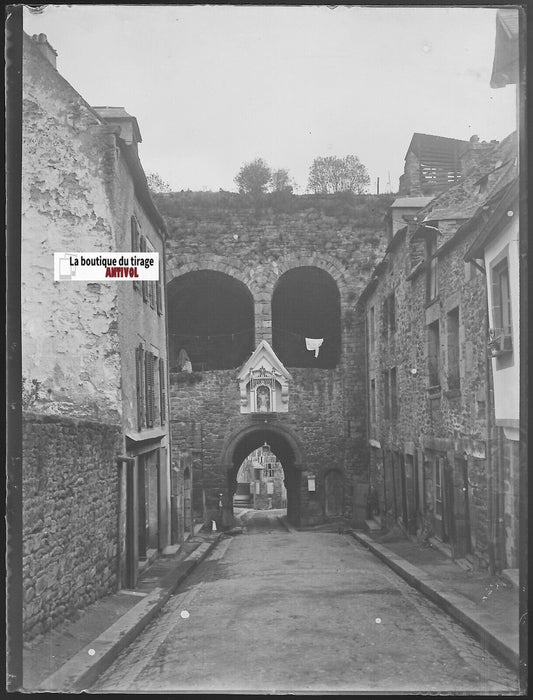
[23,4,517,194]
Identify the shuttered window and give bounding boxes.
[156,263,163,315]
[491,258,512,337]
[140,236,148,302]
[135,344,145,430]
[159,357,166,426]
[131,217,140,291]
[145,351,155,428]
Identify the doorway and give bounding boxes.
[325,470,343,517]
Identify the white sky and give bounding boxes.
[23,4,517,193]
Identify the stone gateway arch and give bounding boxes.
[159,192,392,529]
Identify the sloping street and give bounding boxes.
[93,511,517,694]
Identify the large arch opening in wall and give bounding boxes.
[224,426,303,527]
[271,266,341,368]
[167,270,254,371]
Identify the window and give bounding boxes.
[135,344,145,431]
[131,217,140,292]
[390,367,398,419]
[426,235,438,302]
[447,308,460,391]
[388,292,396,333]
[368,306,375,352]
[140,236,149,303]
[434,457,444,519]
[156,261,163,315]
[382,293,396,340]
[136,346,163,431]
[428,321,440,387]
[382,296,388,338]
[159,357,166,426]
[145,351,156,428]
[490,257,512,355]
[383,370,390,419]
[370,378,376,424]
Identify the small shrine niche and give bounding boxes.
[237,341,291,414]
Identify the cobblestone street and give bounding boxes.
[93,511,517,694]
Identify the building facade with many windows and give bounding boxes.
[360,132,518,572]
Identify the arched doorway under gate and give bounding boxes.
[220,424,305,527]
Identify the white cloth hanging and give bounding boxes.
[305,337,324,358]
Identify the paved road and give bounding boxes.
[93,511,518,694]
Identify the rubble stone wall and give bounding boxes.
[22,412,121,640]
[160,191,394,526]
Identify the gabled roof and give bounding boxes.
[463,178,519,261]
[237,341,292,382]
[490,8,520,88]
[405,133,469,161]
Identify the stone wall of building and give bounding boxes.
[160,191,394,526]
[22,32,121,424]
[363,221,495,569]
[22,412,122,640]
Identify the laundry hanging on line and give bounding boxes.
[305,338,324,358]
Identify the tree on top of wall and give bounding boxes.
[307,155,370,194]
[234,158,272,196]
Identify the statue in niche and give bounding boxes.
[256,385,271,412]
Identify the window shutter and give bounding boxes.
[141,237,148,302]
[156,266,163,315]
[136,344,145,430]
[131,218,140,291]
[382,297,388,337]
[145,351,154,428]
[159,357,166,426]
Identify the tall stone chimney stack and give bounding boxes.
[32,33,57,69]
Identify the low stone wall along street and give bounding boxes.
[22,412,122,640]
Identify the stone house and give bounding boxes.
[359,132,518,572]
[463,7,521,572]
[21,32,172,639]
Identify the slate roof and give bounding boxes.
[416,131,518,225]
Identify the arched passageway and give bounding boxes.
[167,270,254,371]
[234,443,287,511]
[271,266,341,368]
[223,425,304,527]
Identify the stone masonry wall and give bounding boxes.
[22,413,122,640]
[159,190,394,526]
[363,222,494,569]
[22,33,121,424]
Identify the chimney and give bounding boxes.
[32,33,57,69]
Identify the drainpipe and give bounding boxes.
[483,276,497,576]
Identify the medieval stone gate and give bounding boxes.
[158,191,393,528]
